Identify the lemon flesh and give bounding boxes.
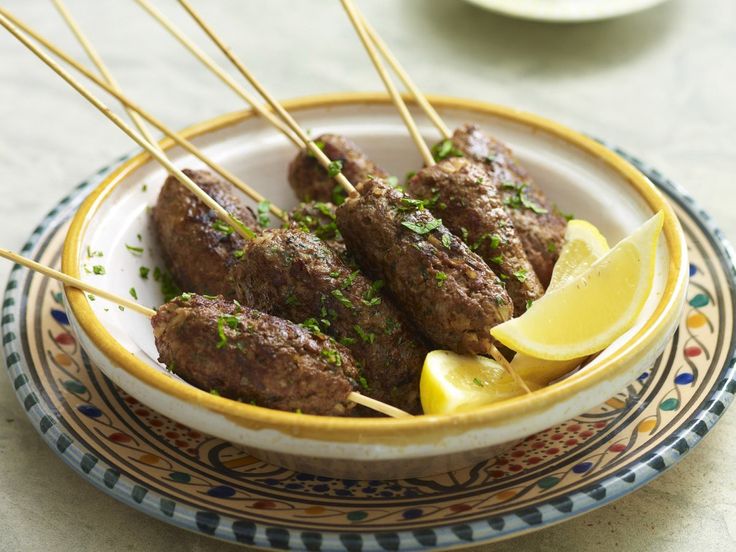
[420,350,531,415]
[512,218,611,385]
[492,211,664,361]
[548,219,609,289]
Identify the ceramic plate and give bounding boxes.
[463,0,671,22]
[3,144,734,549]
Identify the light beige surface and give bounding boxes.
[0,0,734,550]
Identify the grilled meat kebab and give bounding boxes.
[152,294,359,416]
[406,157,544,315]
[151,169,257,298]
[448,123,567,286]
[288,134,388,204]
[336,178,513,356]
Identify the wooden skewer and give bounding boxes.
[361,16,452,141]
[51,0,160,151]
[0,248,406,417]
[0,11,255,241]
[133,0,300,149]
[339,0,434,167]
[342,2,532,394]
[176,0,356,196]
[0,8,286,222]
[0,248,156,317]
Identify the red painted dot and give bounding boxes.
[175,423,187,429]
[565,438,578,446]
[509,464,523,472]
[609,443,627,453]
[187,448,197,455]
[489,470,505,478]
[580,431,594,438]
[495,458,508,466]
[527,456,542,464]
[150,419,163,427]
[594,421,607,429]
[109,432,131,443]
[134,409,149,417]
[450,504,472,513]
[165,431,179,439]
[567,424,581,432]
[55,333,75,345]
[124,396,137,404]
[546,447,560,455]
[254,501,277,509]
[175,439,188,448]
[684,346,702,357]
[551,433,563,441]
[511,450,525,458]
[188,431,201,439]
[531,441,545,449]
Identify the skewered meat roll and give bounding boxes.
[152,294,359,416]
[448,124,567,286]
[406,157,544,315]
[151,169,257,298]
[288,134,388,204]
[232,228,429,414]
[336,178,513,356]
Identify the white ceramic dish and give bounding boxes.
[463,0,671,22]
[62,93,687,479]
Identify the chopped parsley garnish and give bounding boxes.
[387,176,399,187]
[354,324,375,344]
[295,408,302,415]
[321,348,342,366]
[526,299,534,310]
[209,389,221,396]
[431,139,463,161]
[257,201,271,228]
[553,204,575,221]
[384,318,400,334]
[358,376,369,390]
[399,197,427,211]
[331,289,354,309]
[514,269,528,282]
[361,280,383,306]
[339,336,356,346]
[92,265,105,275]
[404,171,416,183]
[300,318,323,334]
[474,177,485,185]
[87,294,95,301]
[118,305,125,311]
[142,184,148,192]
[285,294,299,306]
[471,233,501,251]
[340,270,360,290]
[86,246,103,258]
[216,314,239,349]
[521,193,548,214]
[129,287,138,300]
[547,242,558,253]
[505,184,548,214]
[472,377,484,387]
[329,270,340,278]
[484,155,497,164]
[212,220,233,235]
[331,184,347,206]
[441,233,452,249]
[435,272,448,286]
[125,244,144,255]
[401,218,442,235]
[139,266,150,279]
[460,227,469,242]
[327,160,343,177]
[153,266,181,302]
[180,292,193,302]
[233,249,245,259]
[490,254,504,265]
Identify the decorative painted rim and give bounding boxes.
[61,93,689,442]
[2,143,734,550]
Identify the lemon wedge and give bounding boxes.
[548,219,609,289]
[420,350,533,415]
[491,211,664,361]
[511,219,611,386]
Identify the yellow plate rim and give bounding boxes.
[62,92,688,442]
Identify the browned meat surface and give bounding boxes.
[336,178,513,355]
[152,294,358,416]
[151,169,257,298]
[232,228,429,414]
[288,201,348,260]
[288,134,388,204]
[449,124,567,286]
[406,157,544,315]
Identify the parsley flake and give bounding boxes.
[257,201,271,228]
[435,272,448,287]
[327,160,343,177]
[212,220,233,235]
[472,377,484,387]
[129,287,138,300]
[401,218,442,235]
[92,265,105,275]
[431,139,463,161]
[514,269,528,282]
[354,324,376,344]
[331,289,354,309]
[125,244,144,255]
[139,266,150,279]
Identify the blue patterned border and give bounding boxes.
[2,146,735,551]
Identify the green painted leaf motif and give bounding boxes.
[538,476,560,489]
[659,398,679,411]
[688,293,709,308]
